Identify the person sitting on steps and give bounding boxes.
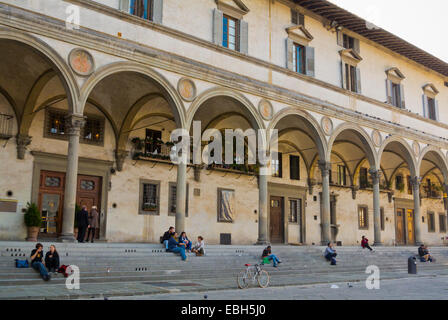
[324,242,337,265]
[261,245,281,267]
[418,244,433,262]
[179,231,192,252]
[161,226,175,251]
[361,236,373,251]
[167,232,187,261]
[191,236,205,256]
[30,243,51,281]
[45,244,60,273]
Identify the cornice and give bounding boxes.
[0,3,447,149]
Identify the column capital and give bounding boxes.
[410,176,422,189]
[318,160,331,177]
[65,114,86,136]
[16,134,32,159]
[115,149,129,171]
[369,169,381,184]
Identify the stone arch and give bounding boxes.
[327,123,378,170]
[418,146,448,182]
[0,28,79,114]
[268,108,327,161]
[378,136,418,177]
[80,61,186,129]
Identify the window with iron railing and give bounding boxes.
[0,113,14,139]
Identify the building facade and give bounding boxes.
[0,0,447,246]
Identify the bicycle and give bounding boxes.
[237,263,270,289]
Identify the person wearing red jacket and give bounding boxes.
[361,236,373,251]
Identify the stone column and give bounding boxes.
[16,134,32,159]
[175,161,187,233]
[59,114,85,242]
[411,176,422,245]
[369,169,382,246]
[318,160,331,245]
[257,166,268,244]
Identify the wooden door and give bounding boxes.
[76,175,102,240]
[38,171,66,235]
[407,209,415,244]
[270,196,284,243]
[395,208,405,245]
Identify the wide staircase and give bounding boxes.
[0,241,447,299]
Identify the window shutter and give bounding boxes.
[298,12,304,25]
[239,20,249,54]
[119,0,130,12]
[422,94,428,118]
[399,84,406,109]
[212,9,223,45]
[286,38,294,70]
[304,46,315,77]
[340,61,347,89]
[355,67,361,93]
[435,99,440,121]
[386,80,392,104]
[353,38,360,54]
[336,30,343,46]
[152,0,163,24]
[291,9,304,25]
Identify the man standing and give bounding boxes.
[87,206,99,243]
[30,243,50,281]
[76,205,89,243]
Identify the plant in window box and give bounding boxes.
[131,137,144,151]
[132,151,143,160]
[396,182,405,193]
[165,141,174,147]
[24,202,42,242]
[143,203,158,211]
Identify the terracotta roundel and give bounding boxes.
[177,78,197,102]
[371,130,382,147]
[412,141,420,156]
[321,116,333,136]
[258,99,273,121]
[68,48,95,76]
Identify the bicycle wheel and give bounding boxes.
[257,270,270,288]
[237,271,250,289]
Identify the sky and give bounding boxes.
[328,0,448,63]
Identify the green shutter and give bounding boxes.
[213,9,223,45]
[340,61,347,89]
[152,0,163,24]
[422,94,428,118]
[305,46,315,77]
[239,20,248,54]
[286,38,294,70]
[386,80,392,104]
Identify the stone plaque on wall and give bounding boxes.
[321,116,333,136]
[372,130,382,147]
[258,99,273,121]
[0,200,18,213]
[68,48,95,76]
[412,141,420,156]
[177,78,197,102]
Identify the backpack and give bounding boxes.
[15,259,29,268]
[58,264,73,277]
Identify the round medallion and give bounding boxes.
[258,99,273,121]
[412,141,420,156]
[321,117,333,136]
[68,48,95,76]
[371,130,382,147]
[177,78,197,102]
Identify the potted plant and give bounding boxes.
[24,202,42,242]
[74,204,81,239]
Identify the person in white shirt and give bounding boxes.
[192,236,205,256]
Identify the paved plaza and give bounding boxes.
[106,275,448,300]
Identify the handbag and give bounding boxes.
[15,259,29,268]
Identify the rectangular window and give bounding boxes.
[359,167,368,189]
[130,0,152,20]
[291,9,304,25]
[407,175,413,195]
[337,165,347,186]
[139,179,160,215]
[358,206,368,229]
[82,116,104,145]
[428,97,437,120]
[380,207,385,231]
[344,63,357,92]
[223,15,239,51]
[292,43,306,74]
[343,34,355,50]
[391,82,401,108]
[47,109,66,136]
[271,152,283,178]
[168,183,189,217]
[395,175,404,191]
[289,199,302,223]
[145,129,162,154]
[289,155,300,180]
[428,212,435,232]
[439,214,447,233]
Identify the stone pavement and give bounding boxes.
[105,275,448,300]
